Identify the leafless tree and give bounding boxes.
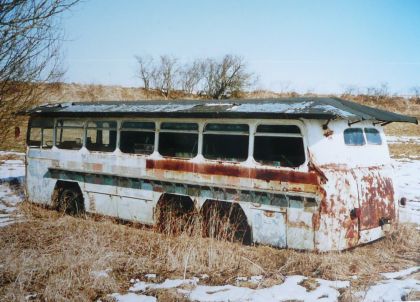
[366,82,389,99]
[151,55,179,98]
[342,85,360,96]
[410,86,420,104]
[178,59,204,94]
[0,0,80,140]
[410,86,420,98]
[135,55,155,90]
[202,55,254,99]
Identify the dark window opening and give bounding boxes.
[86,121,117,152]
[159,122,198,158]
[254,124,304,167]
[28,127,41,148]
[120,121,155,155]
[55,120,84,150]
[161,122,198,131]
[159,133,198,158]
[364,128,382,145]
[344,128,365,146]
[203,123,249,162]
[256,124,301,134]
[28,118,54,149]
[254,136,305,167]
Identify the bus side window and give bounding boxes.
[28,118,54,149]
[254,125,305,167]
[120,121,155,154]
[203,123,249,162]
[159,122,198,158]
[86,121,117,152]
[364,128,382,145]
[28,127,42,148]
[344,128,365,146]
[55,119,84,150]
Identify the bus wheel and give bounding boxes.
[155,194,197,236]
[57,186,84,215]
[201,200,251,244]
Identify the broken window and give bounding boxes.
[203,123,249,162]
[120,121,155,154]
[364,128,382,145]
[254,125,305,167]
[159,122,198,158]
[344,128,365,146]
[86,121,117,152]
[28,118,54,149]
[55,120,84,150]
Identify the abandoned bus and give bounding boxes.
[24,97,418,251]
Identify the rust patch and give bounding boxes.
[312,212,321,230]
[323,128,334,137]
[359,173,395,230]
[146,159,320,186]
[263,210,275,217]
[92,163,103,172]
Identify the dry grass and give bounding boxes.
[388,143,420,158]
[0,203,418,301]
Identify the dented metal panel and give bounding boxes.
[252,208,287,247]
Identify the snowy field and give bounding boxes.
[0,151,418,302]
[0,151,25,227]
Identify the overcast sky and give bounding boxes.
[62,0,420,94]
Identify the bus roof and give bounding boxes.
[25,97,418,124]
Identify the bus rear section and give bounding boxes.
[308,120,399,251]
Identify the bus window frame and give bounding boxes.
[85,120,118,153]
[253,121,307,168]
[158,121,199,159]
[54,118,86,150]
[119,120,156,155]
[253,123,305,168]
[202,122,250,163]
[27,117,55,149]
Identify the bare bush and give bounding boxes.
[341,85,360,96]
[134,54,255,99]
[135,55,154,90]
[365,82,390,99]
[0,0,80,140]
[202,55,254,99]
[410,86,420,104]
[178,60,204,94]
[151,55,179,98]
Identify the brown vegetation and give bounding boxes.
[0,203,418,301]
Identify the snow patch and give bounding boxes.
[358,278,420,302]
[188,275,349,302]
[110,292,156,302]
[0,156,25,227]
[129,278,198,292]
[381,266,420,279]
[118,275,349,302]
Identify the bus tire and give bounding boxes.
[201,200,251,244]
[57,184,85,215]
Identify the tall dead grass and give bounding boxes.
[0,203,419,301]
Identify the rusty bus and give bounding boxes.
[23,97,418,251]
